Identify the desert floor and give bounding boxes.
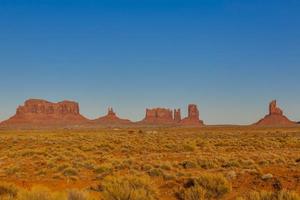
[0,126,299,199]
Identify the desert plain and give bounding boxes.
[0,126,299,200]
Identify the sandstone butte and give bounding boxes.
[140,104,204,126]
[180,104,204,126]
[255,100,296,126]
[0,98,298,128]
[91,107,132,125]
[0,99,204,127]
[0,99,88,127]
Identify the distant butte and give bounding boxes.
[0,99,88,127]
[180,104,204,126]
[139,104,204,126]
[92,107,132,126]
[0,99,206,128]
[141,108,175,124]
[255,100,296,126]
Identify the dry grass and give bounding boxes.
[102,175,157,200]
[0,127,299,199]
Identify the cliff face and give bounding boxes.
[0,99,88,127]
[255,100,295,126]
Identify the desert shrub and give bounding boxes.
[163,173,176,181]
[141,164,152,171]
[67,189,90,200]
[221,160,240,168]
[0,182,18,199]
[246,190,300,200]
[183,143,196,152]
[247,190,273,200]
[102,175,157,200]
[194,173,231,199]
[160,163,171,171]
[5,166,19,176]
[17,186,53,200]
[180,161,198,169]
[277,190,300,200]
[57,164,70,172]
[94,164,112,174]
[258,160,271,166]
[63,168,78,177]
[176,184,206,200]
[197,159,218,169]
[148,168,163,177]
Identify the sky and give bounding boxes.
[0,0,299,124]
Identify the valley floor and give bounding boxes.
[0,126,299,199]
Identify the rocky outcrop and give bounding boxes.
[141,108,175,124]
[174,109,181,123]
[269,100,283,115]
[180,104,204,126]
[255,100,295,126]
[0,99,88,127]
[92,107,132,125]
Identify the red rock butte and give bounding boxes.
[0,99,88,127]
[255,100,296,126]
[141,108,175,124]
[180,104,204,126]
[92,107,132,125]
[140,104,204,126]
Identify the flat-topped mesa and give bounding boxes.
[255,100,295,126]
[0,99,88,127]
[16,99,80,115]
[93,107,132,125]
[180,104,204,126]
[142,108,175,124]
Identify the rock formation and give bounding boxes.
[140,104,204,126]
[255,100,295,126]
[174,109,181,123]
[92,107,132,125]
[180,104,204,126]
[141,108,175,124]
[269,100,283,115]
[0,99,88,127]
[0,100,206,128]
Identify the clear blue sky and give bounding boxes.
[0,0,299,124]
